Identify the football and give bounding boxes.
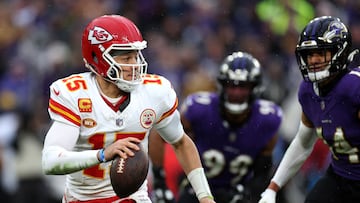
[110,143,149,198]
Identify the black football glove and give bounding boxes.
[210,184,246,203]
[152,166,175,203]
[229,184,245,203]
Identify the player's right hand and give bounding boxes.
[258,189,276,203]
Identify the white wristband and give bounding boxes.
[187,168,213,200]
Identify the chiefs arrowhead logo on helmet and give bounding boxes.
[88,26,113,44]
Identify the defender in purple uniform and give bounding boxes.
[177,51,283,203]
[259,16,360,203]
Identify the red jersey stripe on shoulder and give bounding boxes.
[156,98,178,124]
[49,98,81,126]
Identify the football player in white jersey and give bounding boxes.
[41,15,215,203]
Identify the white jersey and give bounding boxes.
[48,72,183,201]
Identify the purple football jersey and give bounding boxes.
[182,92,282,188]
[299,68,360,180]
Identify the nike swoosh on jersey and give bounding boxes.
[53,88,60,96]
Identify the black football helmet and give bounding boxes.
[295,16,352,83]
[217,51,262,114]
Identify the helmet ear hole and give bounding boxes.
[92,52,98,64]
[108,68,116,78]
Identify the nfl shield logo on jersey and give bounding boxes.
[116,118,124,127]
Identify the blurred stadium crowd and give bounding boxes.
[0,0,359,202]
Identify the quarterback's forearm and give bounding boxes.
[172,135,202,173]
[42,121,100,175]
[270,122,316,189]
[172,134,213,200]
[42,146,100,175]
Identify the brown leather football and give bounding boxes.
[110,143,149,198]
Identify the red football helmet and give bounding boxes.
[82,15,148,92]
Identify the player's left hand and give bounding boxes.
[104,137,141,160]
